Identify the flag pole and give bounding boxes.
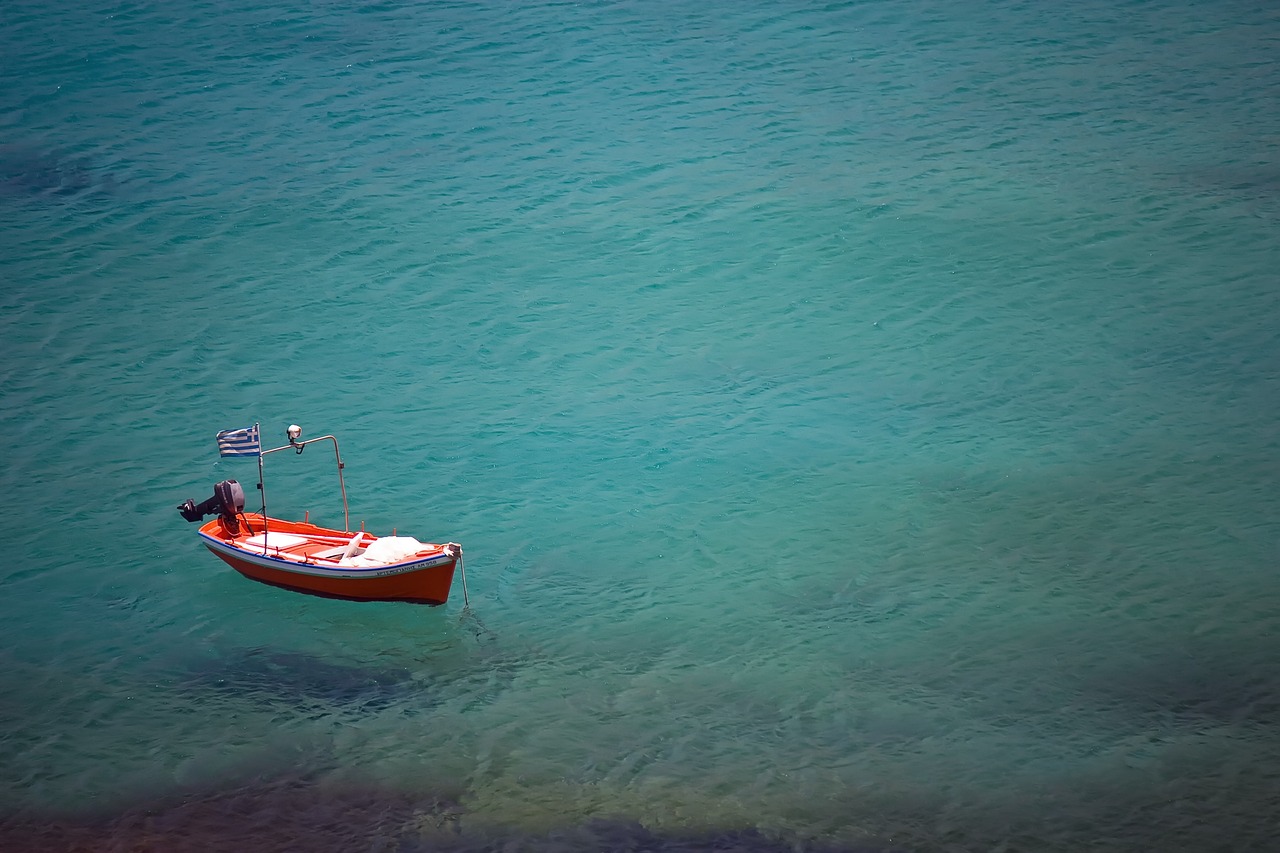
[255,423,268,552]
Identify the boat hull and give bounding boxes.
[197,515,460,604]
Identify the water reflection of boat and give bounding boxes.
[178,423,464,604]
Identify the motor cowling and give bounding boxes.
[177,479,246,523]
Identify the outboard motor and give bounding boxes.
[177,480,246,531]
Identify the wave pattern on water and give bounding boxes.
[3,0,1280,850]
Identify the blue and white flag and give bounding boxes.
[216,424,261,458]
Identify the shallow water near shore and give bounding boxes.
[2,0,1279,850]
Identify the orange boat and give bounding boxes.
[178,424,464,605]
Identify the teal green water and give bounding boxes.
[2,0,1279,850]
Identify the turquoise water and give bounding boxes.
[3,0,1279,849]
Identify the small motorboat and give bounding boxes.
[178,424,464,605]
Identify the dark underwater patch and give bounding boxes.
[0,145,111,198]
[0,774,461,853]
[0,773,900,853]
[406,819,901,853]
[1080,646,1280,728]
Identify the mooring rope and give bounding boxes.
[458,553,469,608]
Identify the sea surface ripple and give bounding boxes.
[2,0,1279,850]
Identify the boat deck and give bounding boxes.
[238,531,372,564]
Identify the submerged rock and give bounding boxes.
[0,774,461,853]
[0,777,899,853]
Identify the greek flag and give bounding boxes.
[216,424,261,458]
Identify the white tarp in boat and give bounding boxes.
[340,536,426,567]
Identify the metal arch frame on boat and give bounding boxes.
[249,425,472,609]
[253,423,351,555]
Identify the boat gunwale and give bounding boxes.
[196,527,458,580]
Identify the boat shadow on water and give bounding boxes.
[175,646,424,715]
[170,619,519,719]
